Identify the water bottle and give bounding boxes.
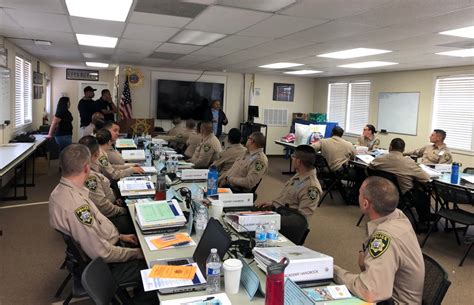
[145,147,152,167]
[255,223,267,247]
[451,162,460,184]
[172,156,179,173]
[154,173,166,200]
[206,248,222,293]
[207,165,219,196]
[265,258,289,305]
[194,204,208,241]
[166,156,173,173]
[266,221,279,246]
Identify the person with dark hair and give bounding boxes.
[189,121,222,168]
[256,145,322,220]
[168,116,191,144]
[47,96,73,151]
[184,121,202,158]
[203,99,228,137]
[78,136,134,234]
[333,176,424,304]
[211,128,246,178]
[102,121,128,166]
[48,144,156,305]
[77,86,97,137]
[357,124,380,151]
[404,129,452,164]
[219,132,268,192]
[96,89,117,122]
[311,126,355,171]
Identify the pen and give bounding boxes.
[180,296,215,305]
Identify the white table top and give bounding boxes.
[0,142,35,176]
[274,140,298,148]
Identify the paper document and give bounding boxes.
[140,263,205,292]
[420,164,442,178]
[137,202,175,222]
[141,166,158,173]
[161,293,232,305]
[356,154,375,164]
[149,264,196,280]
[461,175,474,184]
[145,233,196,251]
[116,138,137,149]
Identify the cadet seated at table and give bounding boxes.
[312,126,355,172]
[48,144,156,305]
[404,129,453,164]
[103,121,129,166]
[211,128,246,178]
[189,121,222,169]
[357,124,380,151]
[184,121,202,159]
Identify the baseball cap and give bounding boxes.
[84,86,97,92]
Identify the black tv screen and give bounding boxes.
[156,79,225,120]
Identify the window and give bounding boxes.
[15,56,32,128]
[432,75,474,151]
[327,81,371,134]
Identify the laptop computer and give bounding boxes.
[150,218,232,294]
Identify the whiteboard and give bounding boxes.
[0,68,10,124]
[377,92,420,135]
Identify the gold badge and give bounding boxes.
[74,205,94,226]
[308,187,319,201]
[255,160,264,172]
[369,232,391,258]
[98,155,109,166]
[85,176,98,191]
[203,144,211,152]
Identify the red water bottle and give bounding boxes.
[265,257,289,305]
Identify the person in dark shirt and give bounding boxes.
[203,99,228,137]
[96,89,117,122]
[47,96,73,151]
[78,86,97,137]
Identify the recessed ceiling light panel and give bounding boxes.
[439,26,474,39]
[170,30,226,46]
[76,34,118,48]
[86,62,109,68]
[338,61,398,68]
[318,48,392,59]
[259,62,303,69]
[436,48,474,57]
[66,0,133,22]
[284,70,323,75]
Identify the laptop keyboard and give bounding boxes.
[167,259,190,266]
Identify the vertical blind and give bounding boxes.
[432,75,474,151]
[15,56,32,128]
[327,83,348,129]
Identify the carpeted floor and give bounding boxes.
[0,157,472,304]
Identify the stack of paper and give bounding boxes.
[178,161,194,169]
[420,164,442,178]
[135,200,187,232]
[356,154,375,164]
[116,138,137,149]
[118,178,155,197]
[140,262,206,292]
[122,149,146,162]
[145,233,196,251]
[162,293,232,305]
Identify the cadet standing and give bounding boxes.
[211,128,246,178]
[312,126,355,172]
[189,121,222,168]
[404,129,453,164]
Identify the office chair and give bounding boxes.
[276,206,310,245]
[422,253,451,305]
[314,153,341,207]
[463,167,474,175]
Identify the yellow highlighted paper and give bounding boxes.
[148,264,196,280]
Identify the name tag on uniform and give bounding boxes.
[438,150,445,156]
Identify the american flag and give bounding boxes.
[119,77,132,120]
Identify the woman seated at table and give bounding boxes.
[357,124,380,151]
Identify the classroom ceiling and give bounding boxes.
[1,0,474,77]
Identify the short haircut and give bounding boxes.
[211,100,220,107]
[196,121,202,133]
[186,119,196,129]
[228,128,242,144]
[78,135,100,156]
[433,129,446,140]
[172,117,181,126]
[390,138,405,152]
[96,128,112,145]
[366,124,377,134]
[295,145,316,168]
[331,126,344,137]
[103,121,118,130]
[250,131,265,148]
[101,89,110,96]
[59,144,90,177]
[362,176,399,216]
[200,121,213,134]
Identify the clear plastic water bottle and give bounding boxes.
[255,223,267,247]
[266,221,279,246]
[206,248,222,293]
[207,165,219,196]
[145,148,152,167]
[166,156,173,173]
[172,156,179,173]
[194,204,208,241]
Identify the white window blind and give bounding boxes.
[327,83,348,129]
[432,75,474,151]
[15,56,32,128]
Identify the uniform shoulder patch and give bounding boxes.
[307,186,319,201]
[255,159,265,172]
[203,143,211,152]
[98,155,109,166]
[368,232,391,258]
[84,176,98,191]
[74,204,94,226]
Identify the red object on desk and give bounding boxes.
[265,257,289,305]
[154,190,166,200]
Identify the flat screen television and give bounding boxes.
[156,79,225,120]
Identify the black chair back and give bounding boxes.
[422,253,451,305]
[81,257,119,305]
[366,167,403,195]
[276,206,310,245]
[59,231,90,275]
[314,153,333,178]
[433,180,473,207]
[463,167,474,175]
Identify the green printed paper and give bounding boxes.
[138,202,174,223]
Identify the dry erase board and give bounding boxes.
[0,68,10,124]
[377,92,419,135]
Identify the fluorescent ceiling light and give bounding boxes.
[436,48,474,57]
[76,34,118,48]
[259,62,303,69]
[65,0,133,22]
[86,62,109,68]
[170,30,226,46]
[439,25,474,39]
[338,61,398,68]
[318,48,392,59]
[284,70,323,75]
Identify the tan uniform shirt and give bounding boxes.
[168,125,191,144]
[106,146,126,165]
[312,136,356,171]
[190,134,222,169]
[184,132,202,158]
[85,163,127,218]
[49,177,142,263]
[271,169,322,220]
[334,209,424,304]
[97,148,134,181]
[369,151,430,194]
[357,135,380,151]
[211,143,247,177]
[405,143,453,164]
[220,148,268,192]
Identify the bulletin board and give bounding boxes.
[377,92,420,135]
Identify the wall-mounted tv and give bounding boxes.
[156,79,225,120]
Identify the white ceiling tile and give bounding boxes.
[210,35,272,49]
[237,14,328,38]
[337,27,419,47]
[0,26,30,39]
[4,9,72,32]
[186,5,271,34]
[111,54,145,63]
[155,43,202,54]
[70,17,126,37]
[246,39,315,53]
[24,29,76,44]
[79,46,116,55]
[191,46,237,56]
[377,33,465,50]
[123,23,180,41]
[216,49,273,65]
[140,58,173,67]
[128,12,192,27]
[0,8,19,27]
[0,0,66,14]
[117,39,161,52]
[115,48,152,57]
[216,0,296,12]
[180,53,218,62]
